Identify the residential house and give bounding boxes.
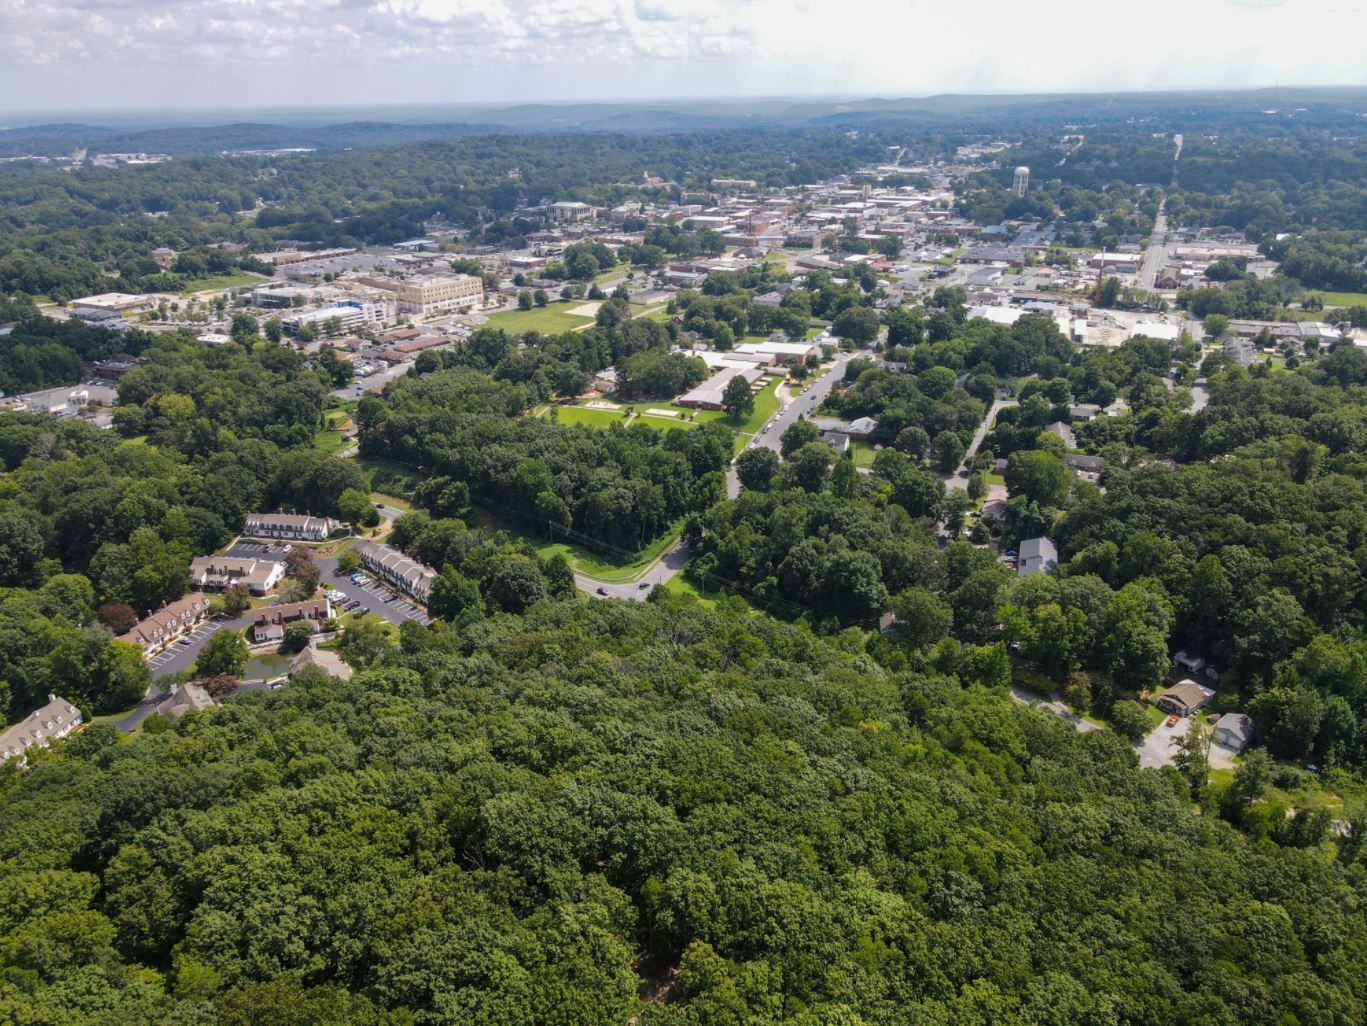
[808,416,878,440]
[118,594,211,655]
[355,541,437,602]
[0,695,82,765]
[252,599,332,644]
[242,513,339,542]
[156,682,217,720]
[1210,713,1253,752]
[1157,679,1216,716]
[188,556,285,596]
[1018,537,1058,576]
[291,644,354,681]
[821,430,851,454]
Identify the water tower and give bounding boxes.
[1013,166,1030,198]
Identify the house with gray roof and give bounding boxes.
[0,695,82,765]
[156,682,217,720]
[1211,713,1253,752]
[1018,537,1058,576]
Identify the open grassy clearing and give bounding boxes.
[180,272,263,293]
[1309,290,1367,309]
[484,304,594,334]
[473,506,682,582]
[354,457,422,498]
[546,405,633,429]
[850,440,879,468]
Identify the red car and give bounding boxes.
[1165,714,1180,728]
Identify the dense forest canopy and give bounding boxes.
[3,599,1365,1026]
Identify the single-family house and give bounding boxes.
[1173,651,1206,674]
[1018,537,1058,576]
[1210,713,1253,752]
[821,430,851,454]
[291,644,354,681]
[1157,679,1216,717]
[156,682,217,720]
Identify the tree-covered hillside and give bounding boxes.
[2,598,1364,1026]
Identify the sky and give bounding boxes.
[0,0,1364,113]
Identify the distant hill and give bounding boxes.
[2,86,1365,157]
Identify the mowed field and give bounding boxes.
[484,304,595,333]
[1309,290,1367,310]
[180,272,265,293]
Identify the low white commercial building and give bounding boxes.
[675,367,766,411]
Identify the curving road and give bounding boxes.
[580,346,870,601]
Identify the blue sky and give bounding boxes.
[0,0,1363,112]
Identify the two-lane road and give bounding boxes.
[1139,202,1168,291]
[583,346,870,601]
[753,347,872,454]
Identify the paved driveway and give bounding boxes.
[1009,684,1101,734]
[1135,713,1188,768]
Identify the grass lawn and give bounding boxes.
[355,457,423,497]
[313,410,353,454]
[475,506,682,583]
[312,429,351,454]
[545,405,633,429]
[634,410,701,431]
[180,272,263,293]
[733,378,783,436]
[594,262,632,284]
[638,307,674,323]
[659,575,720,608]
[330,610,400,642]
[485,304,594,334]
[1309,290,1367,309]
[850,440,879,468]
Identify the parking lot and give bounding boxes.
[147,611,252,679]
[332,571,432,626]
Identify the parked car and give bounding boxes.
[1165,714,1180,727]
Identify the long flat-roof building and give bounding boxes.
[675,367,765,411]
[71,292,157,315]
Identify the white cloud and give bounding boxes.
[0,0,1363,110]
